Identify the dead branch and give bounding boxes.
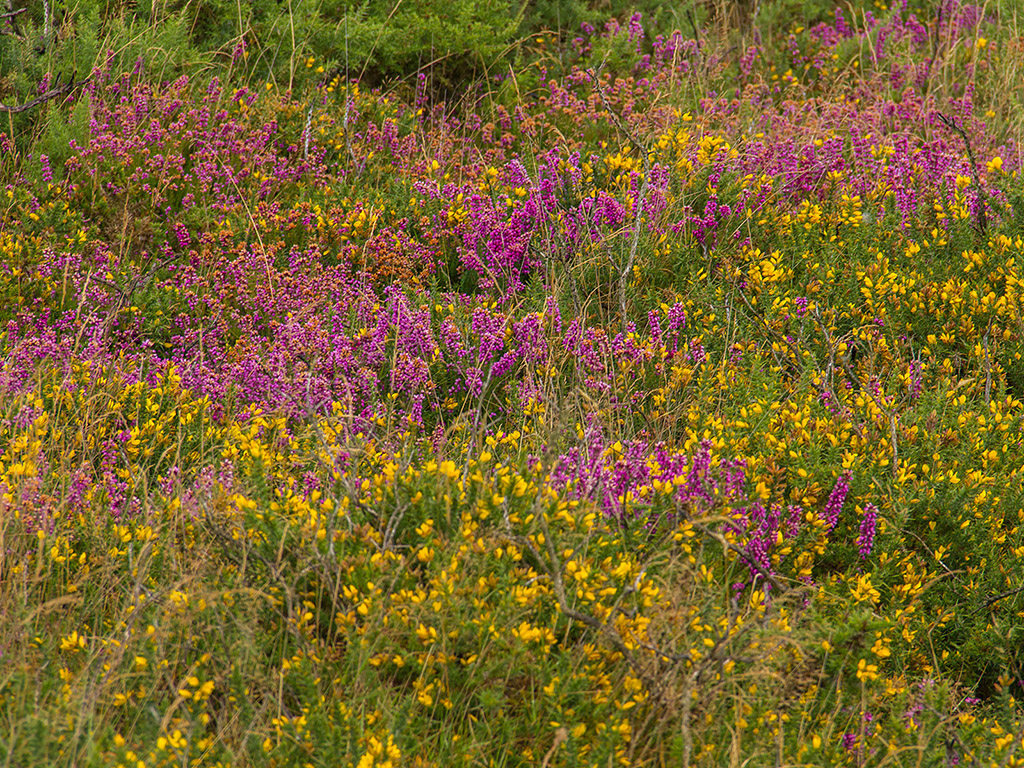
[976,585,1024,613]
[0,73,90,114]
[938,113,987,236]
[586,66,652,333]
[690,521,793,596]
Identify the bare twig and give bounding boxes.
[685,9,701,46]
[586,66,651,333]
[824,312,899,480]
[938,113,988,236]
[976,585,1024,613]
[302,102,313,160]
[501,500,655,688]
[0,0,24,39]
[539,728,568,768]
[838,352,900,480]
[690,521,792,595]
[0,73,90,114]
[984,319,993,406]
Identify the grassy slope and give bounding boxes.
[2,1,1024,766]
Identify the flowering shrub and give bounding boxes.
[2,2,1024,765]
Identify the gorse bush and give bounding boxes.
[2,0,612,121]
[3,0,1024,766]
[2,0,931,136]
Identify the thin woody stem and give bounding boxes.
[0,74,90,115]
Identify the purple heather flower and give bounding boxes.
[824,472,850,530]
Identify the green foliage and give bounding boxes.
[322,0,524,85]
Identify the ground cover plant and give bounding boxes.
[3,0,1024,765]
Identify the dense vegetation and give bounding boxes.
[3,0,1024,765]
